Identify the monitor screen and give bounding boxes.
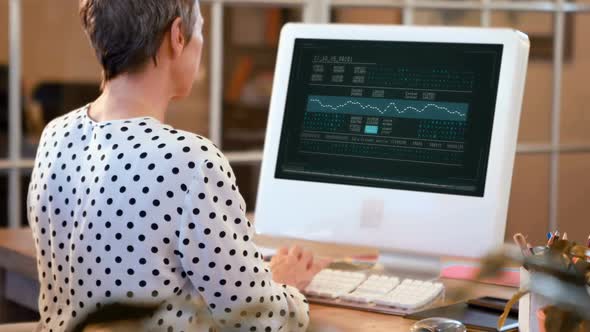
[275,39,503,197]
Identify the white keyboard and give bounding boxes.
[304,269,444,314]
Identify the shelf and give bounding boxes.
[225,150,264,164]
[0,160,35,170]
[516,143,590,154]
[1,144,589,171]
[330,0,586,13]
[202,0,307,7]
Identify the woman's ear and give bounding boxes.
[169,17,186,58]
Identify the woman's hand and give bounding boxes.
[269,245,332,291]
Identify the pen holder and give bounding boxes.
[518,267,552,332]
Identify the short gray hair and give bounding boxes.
[79,0,197,83]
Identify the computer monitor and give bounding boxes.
[255,24,529,265]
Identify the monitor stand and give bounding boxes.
[375,250,442,280]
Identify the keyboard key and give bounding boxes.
[305,270,367,299]
[341,275,400,303]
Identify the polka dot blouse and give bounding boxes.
[27,106,310,332]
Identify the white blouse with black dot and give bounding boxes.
[27,106,309,332]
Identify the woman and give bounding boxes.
[27,1,327,331]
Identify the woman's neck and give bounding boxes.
[89,71,171,123]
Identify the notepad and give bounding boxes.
[441,261,520,287]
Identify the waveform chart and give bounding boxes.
[306,95,469,122]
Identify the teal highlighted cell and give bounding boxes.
[364,125,379,134]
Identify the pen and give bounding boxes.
[547,232,556,246]
[552,230,560,243]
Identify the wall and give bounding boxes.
[0,1,7,64]
[509,12,590,245]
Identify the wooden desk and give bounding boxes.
[0,228,516,331]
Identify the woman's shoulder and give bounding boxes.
[36,107,91,152]
[149,125,232,171]
[37,106,233,172]
[40,107,87,136]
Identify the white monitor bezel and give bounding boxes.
[255,24,530,259]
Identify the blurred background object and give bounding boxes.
[472,238,590,332]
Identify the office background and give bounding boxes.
[0,0,589,247]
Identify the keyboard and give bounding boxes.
[304,269,444,315]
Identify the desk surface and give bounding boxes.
[0,228,516,332]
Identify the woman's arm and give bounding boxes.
[178,156,310,331]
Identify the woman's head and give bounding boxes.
[80,0,204,98]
